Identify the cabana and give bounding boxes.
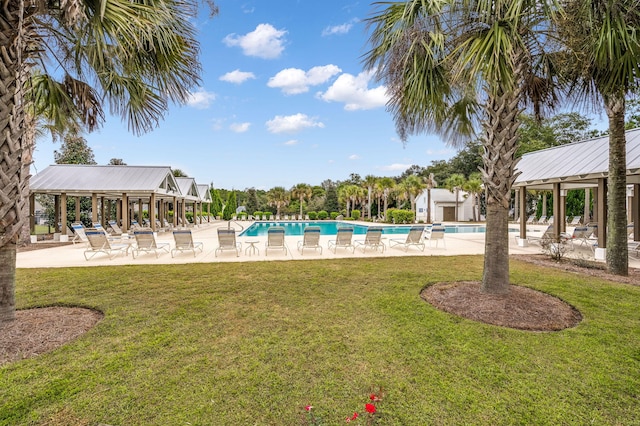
[174,177,201,227]
[29,165,184,235]
[513,129,640,259]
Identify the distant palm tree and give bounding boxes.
[444,174,467,222]
[291,183,312,217]
[403,175,427,217]
[363,175,378,219]
[267,187,289,217]
[464,173,483,222]
[378,177,396,220]
[425,173,437,224]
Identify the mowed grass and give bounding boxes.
[2,256,640,425]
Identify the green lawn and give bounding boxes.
[2,257,639,425]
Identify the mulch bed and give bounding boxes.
[422,281,583,331]
[0,307,103,366]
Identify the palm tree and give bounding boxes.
[378,177,396,220]
[559,0,640,275]
[444,174,467,221]
[403,175,427,217]
[425,173,438,224]
[0,0,215,324]
[464,173,484,222]
[267,187,289,217]
[365,0,562,294]
[338,184,362,217]
[363,175,378,219]
[291,183,312,217]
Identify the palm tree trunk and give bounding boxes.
[0,1,30,323]
[481,86,521,294]
[604,93,628,275]
[426,189,431,224]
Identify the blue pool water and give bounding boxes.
[239,221,508,237]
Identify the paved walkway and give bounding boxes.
[17,220,640,269]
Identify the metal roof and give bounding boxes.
[175,177,200,201]
[29,165,183,198]
[514,128,640,189]
[197,184,212,202]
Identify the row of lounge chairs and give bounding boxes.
[519,215,584,225]
[84,229,203,260]
[214,225,446,258]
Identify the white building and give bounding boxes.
[415,188,476,222]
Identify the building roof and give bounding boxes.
[175,177,200,202]
[29,165,182,198]
[197,184,212,202]
[514,128,640,189]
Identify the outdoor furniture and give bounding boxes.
[297,226,322,255]
[171,230,203,257]
[107,220,124,236]
[424,226,446,249]
[131,230,170,258]
[327,227,355,253]
[569,216,581,226]
[265,227,287,256]
[245,240,260,256]
[389,226,426,252]
[84,229,129,260]
[71,222,89,245]
[215,228,241,257]
[354,226,385,253]
[560,226,590,250]
[536,216,547,224]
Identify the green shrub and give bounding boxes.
[253,211,263,218]
[308,211,318,220]
[387,208,415,224]
[330,212,340,220]
[351,209,361,220]
[317,210,329,220]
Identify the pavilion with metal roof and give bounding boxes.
[28,165,209,234]
[513,128,640,254]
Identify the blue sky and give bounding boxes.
[31,1,467,189]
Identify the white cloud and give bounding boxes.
[321,22,353,36]
[318,71,389,110]
[186,88,216,109]
[223,23,287,59]
[284,139,299,146]
[219,70,256,84]
[379,163,413,171]
[266,113,325,134]
[348,154,360,160]
[268,65,341,95]
[230,122,251,133]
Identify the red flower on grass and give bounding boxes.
[346,412,359,422]
[305,405,313,411]
[365,403,376,414]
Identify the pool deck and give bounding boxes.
[17,220,640,269]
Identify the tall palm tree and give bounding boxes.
[291,183,312,217]
[365,0,562,294]
[464,173,484,222]
[0,0,215,324]
[425,173,438,224]
[267,187,289,217]
[559,0,640,275]
[378,177,396,220]
[363,175,378,219]
[444,174,467,221]
[403,175,427,217]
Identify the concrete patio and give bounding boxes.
[17,220,640,269]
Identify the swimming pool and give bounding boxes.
[239,221,512,237]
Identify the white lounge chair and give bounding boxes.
[215,228,241,257]
[424,226,446,248]
[84,229,129,260]
[354,226,385,253]
[131,230,170,258]
[568,216,581,226]
[327,227,355,253]
[265,226,287,256]
[171,230,203,257]
[71,222,89,245]
[107,220,124,236]
[390,226,426,252]
[297,226,322,255]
